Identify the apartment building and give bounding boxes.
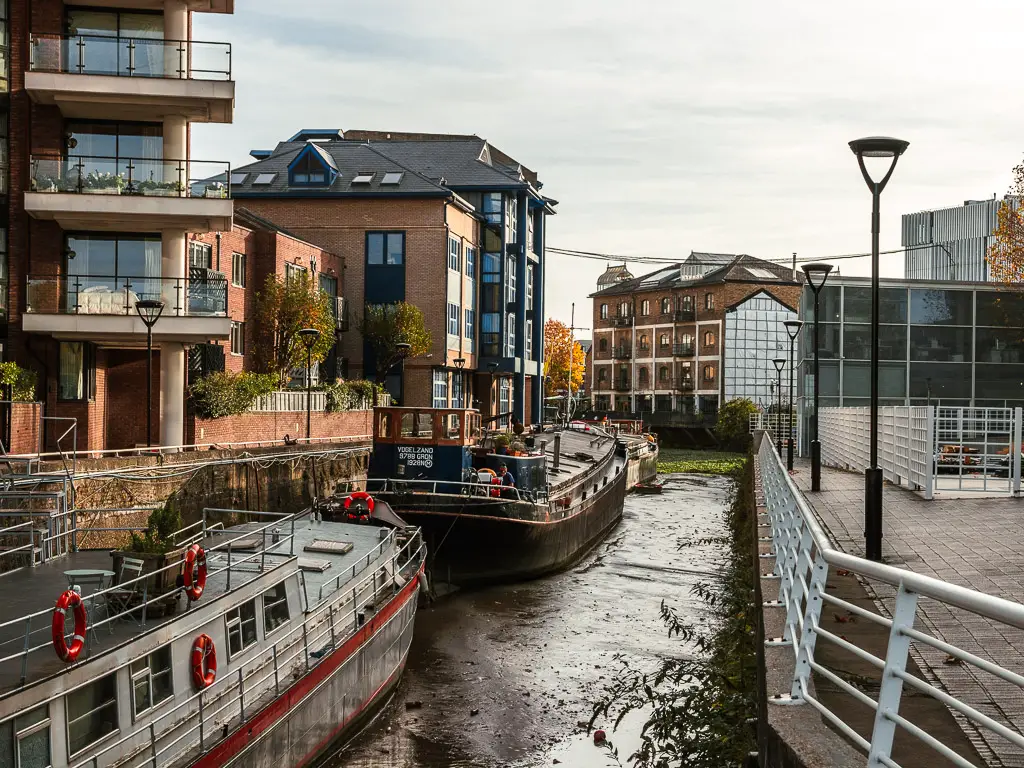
[589,253,800,420]
[4,0,235,451]
[229,129,555,425]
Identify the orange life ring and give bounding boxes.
[191,633,217,689]
[344,491,375,521]
[183,544,207,601]
[52,589,87,663]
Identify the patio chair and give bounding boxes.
[105,557,146,627]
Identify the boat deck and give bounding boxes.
[0,516,393,695]
[542,427,621,487]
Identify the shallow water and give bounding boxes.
[328,473,732,768]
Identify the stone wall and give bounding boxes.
[10,402,41,454]
[186,409,373,446]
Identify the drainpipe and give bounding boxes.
[215,232,222,272]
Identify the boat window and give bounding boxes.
[469,413,482,439]
[1,705,51,768]
[263,582,290,634]
[445,412,461,439]
[378,412,391,439]
[131,644,173,719]
[226,599,259,658]
[400,412,434,439]
[66,673,118,757]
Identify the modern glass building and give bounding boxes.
[796,276,1024,445]
[724,293,797,409]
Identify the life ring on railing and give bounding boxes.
[183,544,207,601]
[191,633,217,689]
[51,589,87,663]
[345,491,375,521]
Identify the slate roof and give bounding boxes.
[589,254,798,297]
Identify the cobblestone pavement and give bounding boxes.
[790,460,1024,768]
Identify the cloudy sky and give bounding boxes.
[194,0,1023,331]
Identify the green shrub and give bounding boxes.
[129,495,183,554]
[189,371,277,419]
[715,398,758,451]
[0,362,37,402]
[322,379,385,412]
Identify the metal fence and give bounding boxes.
[758,435,1024,767]
[749,412,797,446]
[932,407,1022,495]
[250,390,388,413]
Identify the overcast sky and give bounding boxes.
[194,0,1024,333]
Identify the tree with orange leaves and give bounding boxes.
[986,162,1024,285]
[543,319,586,397]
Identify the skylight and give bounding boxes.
[253,173,276,185]
[381,172,404,185]
[746,268,778,279]
[352,173,375,184]
[229,173,247,185]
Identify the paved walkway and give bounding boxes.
[790,460,1024,768]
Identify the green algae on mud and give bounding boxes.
[657,449,746,476]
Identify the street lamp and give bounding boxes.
[772,357,786,456]
[393,342,412,405]
[850,135,909,562]
[802,262,833,492]
[784,319,803,471]
[453,357,466,408]
[297,328,321,441]
[135,299,164,448]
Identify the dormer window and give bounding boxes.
[287,142,337,187]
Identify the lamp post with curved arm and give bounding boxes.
[784,319,803,471]
[135,299,164,448]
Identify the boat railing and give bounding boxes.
[66,533,426,768]
[368,476,534,503]
[0,512,303,688]
[316,527,396,602]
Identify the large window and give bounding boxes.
[226,599,258,658]
[482,192,502,225]
[432,369,448,408]
[366,232,404,266]
[526,264,534,311]
[263,582,289,634]
[59,342,94,401]
[843,286,908,324]
[66,120,164,182]
[231,252,245,287]
[447,302,460,336]
[1,706,50,768]
[499,377,511,416]
[505,256,517,305]
[284,262,305,283]
[600,304,608,320]
[909,289,972,325]
[842,324,907,361]
[977,292,1024,328]
[131,645,173,719]
[526,319,533,360]
[230,321,244,355]
[704,293,714,311]
[64,9,164,77]
[909,326,972,362]
[189,240,212,269]
[466,246,476,278]
[452,372,465,408]
[448,237,461,272]
[68,234,163,307]
[505,312,516,357]
[661,297,671,314]
[640,299,649,316]
[67,673,118,756]
[289,150,329,185]
[465,308,475,342]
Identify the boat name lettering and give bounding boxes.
[398,446,434,468]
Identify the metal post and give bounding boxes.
[146,323,153,448]
[811,292,822,491]
[237,668,246,720]
[775,367,783,456]
[306,345,313,441]
[787,334,796,471]
[198,691,205,751]
[867,584,919,765]
[272,644,280,694]
[865,184,883,562]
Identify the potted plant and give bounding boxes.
[111,495,187,599]
[134,179,184,197]
[82,171,126,195]
[493,434,511,455]
[203,181,227,199]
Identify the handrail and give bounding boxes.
[757,435,1024,766]
[367,476,530,503]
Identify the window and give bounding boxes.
[230,321,244,355]
[598,368,608,381]
[507,196,518,242]
[367,232,404,266]
[352,172,374,184]
[599,338,608,352]
[2,706,50,768]
[526,319,534,360]
[189,241,212,270]
[319,273,338,298]
[378,412,391,439]
[704,293,714,311]
[448,237,462,272]
[58,342,94,401]
[401,411,434,438]
[263,582,289,634]
[659,333,670,347]
[231,252,245,287]
[681,295,694,312]
[505,313,516,357]
[433,370,449,408]
[229,172,247,186]
[638,334,649,350]
[506,256,517,305]
[451,375,464,409]
[526,264,535,311]
[638,367,649,384]
[381,172,404,185]
[253,173,276,185]
[600,304,608,320]
[447,302,460,336]
[499,377,512,416]
[703,364,716,381]
[661,297,671,314]
[284,262,305,283]
[482,192,503,225]
[640,300,650,316]
[703,330,715,346]
[290,150,330,185]
[466,246,477,278]
[465,308,476,341]
[659,365,669,381]
[226,599,258,658]
[67,673,118,756]
[618,302,629,317]
[131,645,173,719]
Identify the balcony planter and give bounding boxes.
[133,179,185,197]
[203,182,227,199]
[82,172,126,195]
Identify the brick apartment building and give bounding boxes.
[228,129,556,425]
[0,0,236,451]
[589,253,801,421]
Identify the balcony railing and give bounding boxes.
[673,343,695,357]
[612,315,633,327]
[676,379,695,392]
[29,155,231,199]
[612,346,632,360]
[30,33,232,81]
[613,379,631,391]
[26,274,227,317]
[674,308,695,322]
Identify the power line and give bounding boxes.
[546,242,940,266]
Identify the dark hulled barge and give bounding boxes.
[363,406,657,586]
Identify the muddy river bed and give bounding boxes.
[328,473,732,768]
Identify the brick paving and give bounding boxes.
[790,460,1024,768]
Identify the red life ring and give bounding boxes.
[52,589,87,663]
[183,544,207,601]
[191,633,217,689]
[490,475,502,498]
[344,492,375,521]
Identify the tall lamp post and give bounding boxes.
[297,328,321,441]
[801,263,833,492]
[784,319,803,471]
[453,357,466,408]
[135,299,164,448]
[772,357,786,456]
[850,135,909,562]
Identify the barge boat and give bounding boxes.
[0,507,424,768]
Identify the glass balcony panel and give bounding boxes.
[31,33,231,81]
[29,154,230,198]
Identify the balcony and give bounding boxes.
[612,346,632,360]
[27,34,234,122]
[676,379,695,392]
[613,379,631,392]
[25,155,233,232]
[24,273,229,344]
[673,343,695,357]
[674,308,695,322]
[612,315,634,327]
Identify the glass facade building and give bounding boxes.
[724,293,797,409]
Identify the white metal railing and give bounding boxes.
[819,407,936,499]
[758,436,1024,767]
[250,389,389,413]
[932,407,1022,495]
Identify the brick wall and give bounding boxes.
[9,402,41,454]
[187,409,373,446]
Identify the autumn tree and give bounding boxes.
[252,272,335,387]
[359,302,432,402]
[987,161,1024,286]
[543,319,586,397]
